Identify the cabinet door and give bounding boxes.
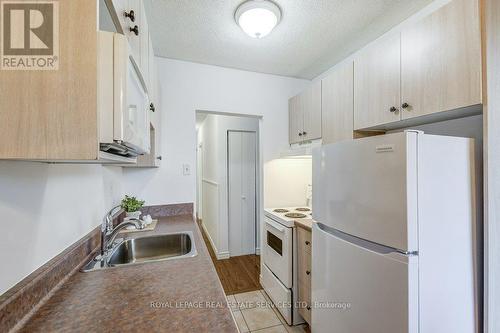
[289,95,303,144]
[297,227,312,325]
[149,38,161,167]
[126,0,141,64]
[139,1,150,87]
[354,35,401,130]
[322,62,354,145]
[111,0,129,33]
[302,81,322,141]
[401,0,482,119]
[148,34,156,104]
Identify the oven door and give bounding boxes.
[263,216,293,288]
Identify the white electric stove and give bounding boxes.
[262,207,312,326]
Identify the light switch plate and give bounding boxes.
[183,164,191,175]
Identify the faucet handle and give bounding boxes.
[128,217,146,230]
[137,220,146,230]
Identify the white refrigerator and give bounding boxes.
[312,131,477,333]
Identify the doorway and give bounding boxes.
[228,130,257,256]
[195,111,262,295]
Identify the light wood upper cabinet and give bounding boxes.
[0,0,159,164]
[289,96,303,144]
[0,0,99,160]
[354,35,402,130]
[303,81,322,141]
[322,62,354,145]
[401,0,482,119]
[288,81,322,144]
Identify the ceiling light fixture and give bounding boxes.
[235,0,281,39]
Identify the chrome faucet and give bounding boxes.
[99,205,145,258]
[103,204,122,233]
[103,218,146,256]
[100,204,122,257]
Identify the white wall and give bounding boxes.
[264,158,312,208]
[0,162,123,295]
[123,58,308,206]
[198,114,260,258]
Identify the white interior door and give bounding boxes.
[228,131,257,257]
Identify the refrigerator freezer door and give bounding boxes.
[311,223,418,333]
[312,132,418,252]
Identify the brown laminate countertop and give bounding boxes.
[17,215,238,333]
[294,218,314,232]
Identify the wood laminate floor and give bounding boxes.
[199,220,262,295]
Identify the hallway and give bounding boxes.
[200,219,262,295]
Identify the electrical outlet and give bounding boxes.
[183,164,191,176]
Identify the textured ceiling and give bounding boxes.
[144,0,433,79]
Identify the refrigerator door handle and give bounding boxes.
[316,223,418,256]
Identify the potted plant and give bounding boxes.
[121,195,145,220]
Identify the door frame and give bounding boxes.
[196,141,203,221]
[483,0,500,331]
[227,130,258,257]
[195,110,263,260]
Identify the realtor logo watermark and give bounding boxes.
[1,0,59,70]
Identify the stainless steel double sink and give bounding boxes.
[81,231,197,272]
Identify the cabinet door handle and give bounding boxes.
[156,156,162,161]
[299,132,303,137]
[302,131,307,136]
[305,241,310,245]
[306,270,311,275]
[402,102,410,109]
[389,106,398,113]
[130,25,139,36]
[150,103,155,112]
[124,10,135,22]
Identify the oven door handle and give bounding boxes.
[266,219,286,233]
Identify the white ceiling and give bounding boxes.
[144,0,433,79]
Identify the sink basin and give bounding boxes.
[81,231,197,272]
[108,232,196,266]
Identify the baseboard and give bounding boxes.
[255,247,261,255]
[200,221,229,260]
[217,252,230,260]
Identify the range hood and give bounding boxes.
[279,137,324,158]
[280,147,312,158]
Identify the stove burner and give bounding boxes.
[285,212,307,219]
[295,208,311,212]
[273,209,289,213]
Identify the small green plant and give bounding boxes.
[121,195,145,213]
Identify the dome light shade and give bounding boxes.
[235,0,281,38]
